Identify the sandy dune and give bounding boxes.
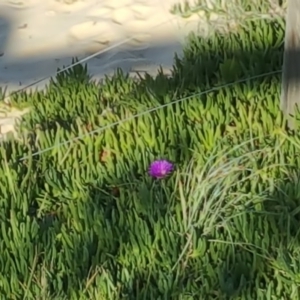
[0,0,213,138]
[0,0,203,92]
[0,0,206,138]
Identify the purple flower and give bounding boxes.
[149,160,174,179]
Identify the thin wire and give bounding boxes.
[1,16,179,102]
[19,69,282,161]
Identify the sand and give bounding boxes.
[0,0,204,90]
[0,0,215,138]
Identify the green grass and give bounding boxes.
[170,0,286,38]
[170,0,286,20]
[1,15,300,299]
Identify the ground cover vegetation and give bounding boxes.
[0,15,299,299]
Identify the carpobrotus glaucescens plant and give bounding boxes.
[148,160,174,179]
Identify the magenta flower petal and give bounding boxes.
[149,160,174,178]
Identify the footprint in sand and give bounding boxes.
[68,20,125,46]
[68,0,178,52]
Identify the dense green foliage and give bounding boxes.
[1,17,300,299]
[170,0,285,20]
